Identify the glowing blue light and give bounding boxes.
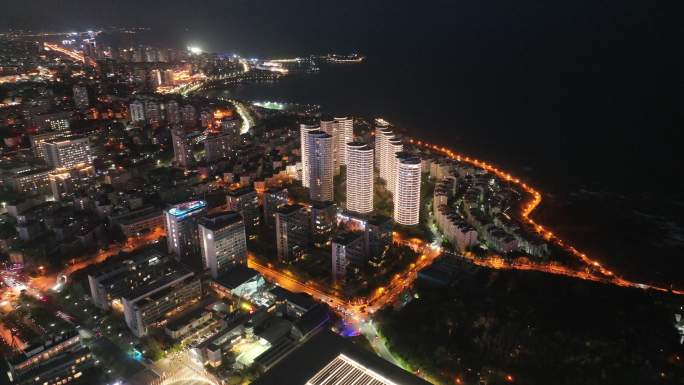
[167,200,207,218]
[129,348,143,362]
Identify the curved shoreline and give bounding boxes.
[412,138,683,296]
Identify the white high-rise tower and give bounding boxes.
[44,137,92,169]
[129,100,145,123]
[199,211,247,278]
[300,123,321,188]
[72,85,89,109]
[321,117,354,174]
[393,152,421,226]
[345,141,374,214]
[306,130,334,202]
[385,139,403,194]
[374,121,403,194]
[164,200,208,268]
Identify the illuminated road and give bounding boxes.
[248,238,442,319]
[43,43,97,67]
[248,256,348,310]
[0,226,166,321]
[247,254,423,374]
[359,320,400,366]
[31,227,166,292]
[411,139,684,296]
[232,99,255,134]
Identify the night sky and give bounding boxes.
[3,0,682,57]
[2,0,683,193]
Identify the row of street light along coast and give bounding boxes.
[410,138,684,296]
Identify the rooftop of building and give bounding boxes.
[214,265,261,290]
[366,214,392,226]
[320,116,351,122]
[253,337,298,370]
[199,210,243,230]
[333,231,364,245]
[166,200,207,217]
[44,135,88,145]
[307,130,332,138]
[13,346,91,380]
[252,330,431,385]
[276,203,306,215]
[374,118,391,127]
[10,330,80,364]
[195,313,249,351]
[227,185,256,196]
[256,317,293,345]
[90,249,166,281]
[293,303,330,337]
[111,206,162,225]
[346,141,372,150]
[134,273,199,307]
[122,261,195,302]
[264,186,287,194]
[311,200,335,210]
[270,286,316,311]
[165,305,212,332]
[395,151,421,165]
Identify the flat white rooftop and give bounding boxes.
[306,354,399,385]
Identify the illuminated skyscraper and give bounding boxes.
[166,100,181,125]
[200,110,213,129]
[385,139,403,194]
[204,131,238,162]
[145,100,161,124]
[49,165,95,201]
[30,131,68,160]
[171,128,195,168]
[181,104,197,127]
[393,152,422,226]
[72,85,89,109]
[275,204,310,263]
[374,120,402,193]
[306,130,334,202]
[226,186,260,239]
[129,100,145,123]
[345,141,374,214]
[321,117,353,174]
[163,69,176,85]
[164,200,207,267]
[332,232,365,283]
[44,137,92,169]
[373,118,390,168]
[299,123,321,188]
[263,187,289,226]
[311,200,336,248]
[150,69,163,87]
[199,211,247,278]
